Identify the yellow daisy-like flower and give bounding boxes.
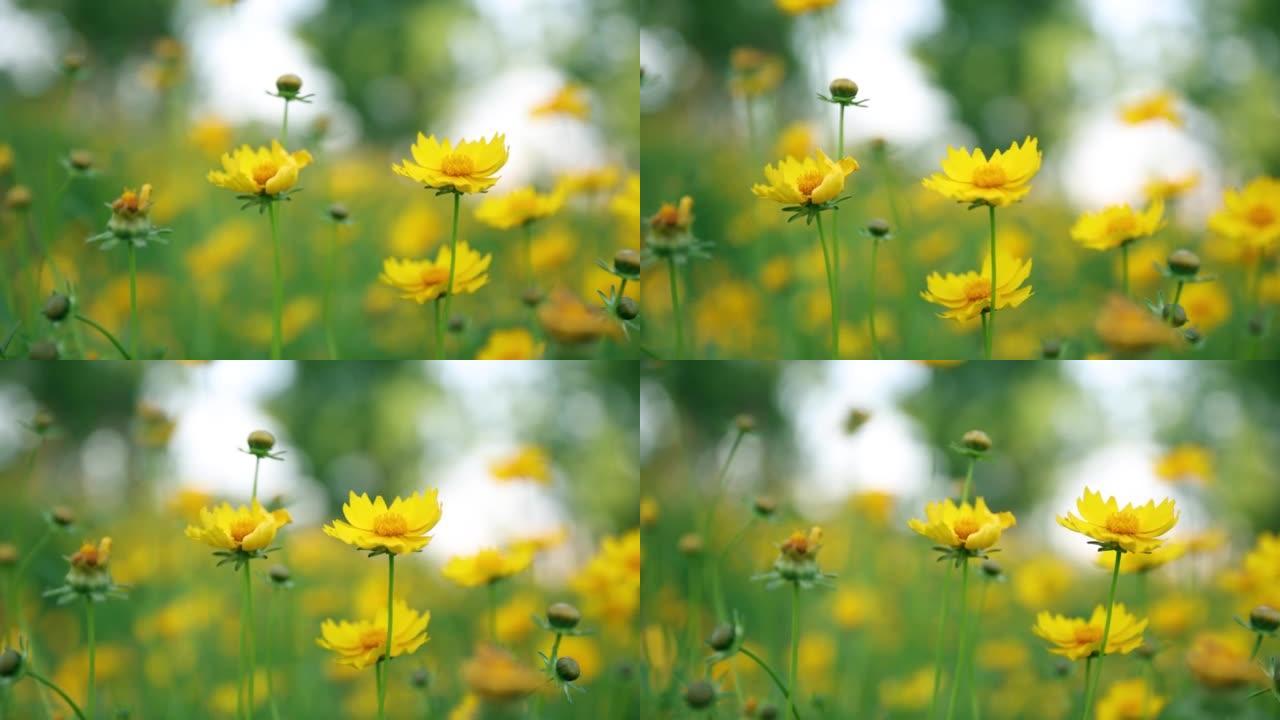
[752,150,859,207]
[1180,282,1232,332]
[322,491,442,555]
[206,141,312,197]
[316,600,430,670]
[729,47,785,98]
[1119,91,1182,127]
[391,133,508,195]
[1070,200,1165,251]
[379,241,491,304]
[1095,543,1186,575]
[775,0,838,15]
[1144,172,1199,203]
[906,497,1016,552]
[921,254,1033,322]
[69,537,112,571]
[1056,487,1178,554]
[1095,678,1167,720]
[475,328,544,360]
[1209,176,1280,256]
[490,445,551,483]
[1154,444,1213,484]
[921,137,1041,207]
[461,644,544,702]
[1095,294,1179,355]
[184,501,292,552]
[1033,603,1147,661]
[441,546,535,588]
[1186,632,1262,689]
[474,186,564,230]
[530,83,590,120]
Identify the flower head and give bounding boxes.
[530,84,590,120]
[323,490,442,555]
[379,242,491,304]
[1095,678,1167,720]
[474,186,564,230]
[537,288,613,345]
[461,644,544,703]
[729,48,784,97]
[88,184,170,249]
[907,498,1016,552]
[1033,603,1147,661]
[570,529,640,627]
[185,501,292,553]
[206,141,312,197]
[922,137,1041,207]
[441,546,535,588]
[59,537,117,597]
[316,600,430,670]
[1144,172,1199,203]
[1070,200,1165,251]
[754,527,833,588]
[752,150,858,207]
[921,254,1033,322]
[1057,488,1178,554]
[1186,632,1261,689]
[1120,92,1182,126]
[1154,444,1213,485]
[774,0,838,15]
[1095,294,1179,355]
[392,133,508,194]
[650,195,695,235]
[1096,543,1186,575]
[475,328,544,360]
[1208,176,1280,257]
[490,445,551,483]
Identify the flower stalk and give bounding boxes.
[944,559,971,720]
[787,581,800,720]
[986,205,997,359]
[816,212,838,358]
[267,202,283,360]
[1080,549,1123,720]
[667,256,684,357]
[441,191,461,358]
[378,554,395,720]
[241,560,255,720]
[85,598,95,720]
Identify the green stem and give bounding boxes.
[281,101,290,146]
[242,560,255,720]
[251,456,261,504]
[738,647,801,720]
[944,559,970,720]
[986,205,996,360]
[703,428,745,621]
[441,191,461,357]
[832,104,845,351]
[960,457,976,505]
[787,582,801,720]
[267,202,282,360]
[25,671,87,720]
[929,564,955,720]
[1171,281,1184,314]
[869,239,881,359]
[1080,550,1122,720]
[266,589,281,720]
[521,222,535,287]
[816,211,838,358]
[967,580,989,720]
[547,633,562,672]
[324,223,339,359]
[1121,243,1130,298]
[1250,633,1263,660]
[85,599,95,720]
[686,559,702,670]
[487,583,497,642]
[667,256,684,357]
[73,315,129,359]
[432,298,443,360]
[127,243,138,360]
[379,554,395,720]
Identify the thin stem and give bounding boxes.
[815,212,838,358]
[667,256,684,357]
[1080,550,1123,720]
[1121,243,1130,298]
[281,101,290,146]
[869,239,881,359]
[267,202,282,360]
[787,582,800,720]
[487,583,497,642]
[521,222,535,287]
[929,564,954,720]
[266,589,281,720]
[128,243,138,360]
[74,315,130,359]
[686,559,702,671]
[547,633,563,671]
[944,559,970,720]
[441,191,461,357]
[704,428,746,621]
[967,580,990,720]
[24,671,87,720]
[85,599,95,720]
[243,560,255,720]
[432,298,443,360]
[379,554,395,720]
[960,457,976,505]
[738,647,801,720]
[324,222,339,359]
[1250,633,1263,660]
[251,456,261,504]
[986,205,996,360]
[1171,280,1184,314]
[832,103,845,352]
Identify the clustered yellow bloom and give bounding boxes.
[441,546,535,588]
[752,150,859,207]
[379,242,492,304]
[1056,488,1178,554]
[1221,532,1280,609]
[921,137,1041,207]
[184,501,293,552]
[1033,603,1147,660]
[475,328,544,360]
[392,133,508,194]
[1208,176,1280,257]
[461,644,544,702]
[920,254,1033,322]
[530,83,590,120]
[489,445,551,483]
[206,141,312,196]
[474,186,564,230]
[1070,200,1165,251]
[322,491,442,555]
[1095,543,1186,575]
[570,529,640,627]
[907,498,1016,552]
[649,195,695,235]
[1094,678,1167,720]
[316,600,430,670]
[1154,444,1214,484]
[1119,91,1183,127]
[1185,632,1261,689]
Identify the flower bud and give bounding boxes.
[828,78,858,101]
[268,564,291,585]
[1041,339,1061,359]
[613,249,642,277]
[32,410,55,432]
[42,293,71,322]
[247,429,276,454]
[677,533,704,556]
[555,656,581,682]
[758,704,779,720]
[447,315,466,334]
[28,341,58,360]
[546,602,581,631]
[845,408,870,433]
[617,296,639,320]
[707,623,736,652]
[735,413,756,433]
[684,680,716,710]
[1250,605,1280,633]
[961,429,992,453]
[1165,303,1187,328]
[5,185,32,211]
[0,649,22,678]
[410,668,430,689]
[1167,249,1200,277]
[752,495,778,518]
[275,73,303,96]
[51,506,76,527]
[0,543,17,566]
[328,203,349,222]
[866,218,890,238]
[521,287,545,308]
[981,560,1003,579]
[62,51,85,74]
[69,149,94,172]
[1183,327,1202,345]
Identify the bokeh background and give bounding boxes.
[0,360,640,718]
[0,0,640,359]
[640,0,1280,359]
[641,360,1280,718]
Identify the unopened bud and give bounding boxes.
[828,78,858,101]
[961,430,992,453]
[5,185,32,211]
[684,680,716,710]
[613,249,641,277]
[1041,339,1061,359]
[555,656,581,682]
[617,296,639,320]
[707,623,736,652]
[866,218,890,238]
[1250,605,1280,633]
[51,506,76,527]
[546,602,581,631]
[268,564,291,585]
[752,495,778,517]
[247,430,276,454]
[735,413,756,433]
[28,341,58,360]
[1167,249,1200,277]
[677,533,704,556]
[43,293,71,322]
[0,649,22,678]
[410,668,430,689]
[0,543,17,566]
[328,203,349,222]
[69,150,93,171]
[275,73,303,95]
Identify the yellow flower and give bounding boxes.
[1070,200,1165,251]
[1119,91,1182,126]
[530,83,590,120]
[1180,282,1231,332]
[1095,678,1167,720]
[976,639,1030,673]
[379,241,492,304]
[1209,176,1280,256]
[0,143,12,176]
[1186,632,1261,689]
[832,586,878,631]
[571,529,640,627]
[494,593,540,644]
[1149,594,1206,638]
[775,0,838,15]
[441,546,535,588]
[1144,172,1199,202]
[69,537,112,571]
[461,644,544,702]
[1095,543,1186,575]
[537,288,613,345]
[879,668,933,711]
[188,116,233,158]
[1056,488,1178,554]
[922,137,1041,207]
[490,445,551,483]
[907,497,1016,551]
[752,150,859,207]
[391,133,508,194]
[1033,603,1147,661]
[849,490,895,527]
[475,328,544,360]
[556,166,619,196]
[322,491,442,555]
[184,501,292,552]
[530,226,576,272]
[1154,444,1213,484]
[316,600,430,670]
[650,195,695,235]
[775,121,817,162]
[921,254,1033,322]
[474,186,564,230]
[206,141,312,196]
[1094,294,1179,356]
[1013,555,1074,609]
[729,48,785,97]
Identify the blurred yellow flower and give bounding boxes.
[244,297,320,346]
[1095,543,1186,575]
[1033,603,1147,661]
[0,143,12,176]
[322,491,442,555]
[1149,594,1206,638]
[206,141,312,196]
[1186,632,1261,689]
[1013,556,1074,609]
[441,546,535,588]
[188,115,233,158]
[490,445,551,483]
[571,529,640,628]
[1095,677,1166,720]
[530,83,590,120]
[1119,91,1182,126]
[832,586,877,631]
[1094,294,1179,356]
[184,501,292,552]
[976,639,1030,672]
[849,490,895,527]
[880,668,933,711]
[1057,488,1178,554]
[1155,444,1214,484]
[380,241,492,304]
[556,166,619,196]
[1208,176,1280,256]
[475,186,564,230]
[609,173,641,229]
[530,226,577,273]
[494,593,540,644]
[760,256,793,292]
[134,402,175,448]
[729,47,784,97]
[775,0,838,15]
[752,150,859,206]
[922,137,1041,207]
[392,133,508,194]
[1144,172,1199,202]
[537,288,613,345]
[1180,281,1231,332]
[775,121,817,161]
[907,497,1016,551]
[1070,200,1165,251]
[921,254,1033,322]
[316,600,430,670]
[475,328,544,360]
[388,205,442,257]
[461,644,543,702]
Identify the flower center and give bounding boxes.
[420,267,450,287]
[440,153,475,177]
[230,517,258,543]
[1247,204,1275,228]
[971,163,1007,189]
[953,517,980,541]
[252,162,279,187]
[963,278,991,302]
[359,627,386,650]
[1105,510,1140,535]
[372,512,408,537]
[795,170,825,197]
[1074,626,1103,645]
[1105,215,1136,237]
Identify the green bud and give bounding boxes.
[546,602,581,631]
[555,656,581,682]
[684,680,716,710]
[828,78,858,100]
[276,73,303,95]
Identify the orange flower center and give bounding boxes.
[420,267,450,287]
[72,544,100,567]
[953,517,981,541]
[1074,626,1103,645]
[796,170,825,197]
[1247,204,1275,228]
[253,162,279,187]
[1105,510,1140,535]
[971,163,1008,189]
[782,531,810,557]
[230,517,258,543]
[373,512,408,537]
[113,191,140,215]
[359,627,386,650]
[441,153,475,177]
[1105,214,1136,237]
[652,204,680,228]
[963,278,991,303]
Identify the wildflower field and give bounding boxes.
[0,0,639,360]
[640,361,1280,718]
[639,0,1280,359]
[0,361,641,719]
